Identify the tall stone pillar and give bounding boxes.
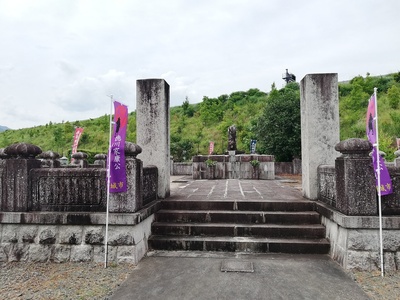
[300,73,340,199]
[136,79,170,198]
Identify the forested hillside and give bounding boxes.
[1,72,399,162]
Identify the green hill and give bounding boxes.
[1,72,399,162]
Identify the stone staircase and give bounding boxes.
[149,195,330,254]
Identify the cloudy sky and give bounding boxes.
[1,0,399,129]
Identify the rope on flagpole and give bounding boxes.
[374,87,384,277]
[104,95,114,268]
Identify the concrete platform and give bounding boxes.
[110,251,369,300]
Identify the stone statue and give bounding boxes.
[228,125,237,151]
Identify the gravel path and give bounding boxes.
[1,261,400,299]
[0,262,132,300]
[352,270,400,299]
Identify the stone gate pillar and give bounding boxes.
[136,79,170,198]
[300,74,340,199]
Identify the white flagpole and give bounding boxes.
[373,87,384,277]
[104,95,114,268]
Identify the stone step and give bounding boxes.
[155,210,321,225]
[161,199,315,212]
[152,222,326,238]
[148,235,330,254]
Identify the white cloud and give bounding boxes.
[0,0,399,129]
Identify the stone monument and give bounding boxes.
[228,125,237,151]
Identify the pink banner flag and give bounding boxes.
[209,141,214,155]
[366,95,377,145]
[109,101,128,193]
[71,127,84,162]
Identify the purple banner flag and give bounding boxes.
[366,93,393,196]
[366,94,377,145]
[109,101,128,193]
[371,147,393,196]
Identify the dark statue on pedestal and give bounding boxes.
[228,125,237,151]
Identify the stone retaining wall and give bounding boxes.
[192,154,275,180]
[317,201,400,272]
[0,201,161,264]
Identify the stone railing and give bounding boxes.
[0,142,160,264]
[316,138,400,216]
[0,142,158,213]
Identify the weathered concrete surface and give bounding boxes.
[110,252,369,300]
[300,73,340,200]
[136,79,170,199]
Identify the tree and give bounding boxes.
[255,83,301,161]
[388,85,400,109]
[182,96,194,117]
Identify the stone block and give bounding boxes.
[52,245,71,263]
[7,243,29,262]
[117,245,136,264]
[29,244,53,262]
[384,252,397,273]
[70,245,93,262]
[84,227,104,245]
[93,245,117,263]
[0,245,7,262]
[108,227,134,246]
[383,231,400,251]
[142,214,154,241]
[395,252,400,269]
[348,230,379,251]
[39,227,57,244]
[20,225,39,243]
[1,225,19,243]
[134,239,147,264]
[346,250,379,271]
[59,226,83,245]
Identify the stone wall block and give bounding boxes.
[7,243,29,262]
[108,227,134,246]
[93,245,117,263]
[84,227,104,245]
[2,225,20,243]
[131,225,144,245]
[39,228,57,244]
[346,250,379,271]
[134,239,147,264]
[21,225,39,243]
[0,245,7,262]
[382,232,400,251]
[59,226,83,245]
[348,230,379,251]
[395,252,400,269]
[117,245,136,264]
[29,244,53,262]
[384,252,397,273]
[70,245,93,262]
[53,245,72,263]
